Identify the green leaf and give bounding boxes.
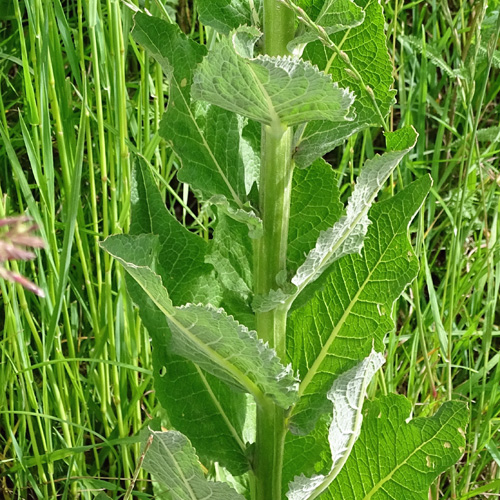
[143,431,245,500]
[205,211,255,328]
[287,158,343,273]
[286,351,385,500]
[206,212,253,301]
[312,0,365,33]
[326,395,467,499]
[168,303,299,408]
[102,235,298,409]
[291,128,417,291]
[283,416,332,494]
[253,127,417,312]
[130,159,220,305]
[197,0,262,35]
[132,14,249,208]
[400,35,465,79]
[155,355,250,475]
[295,0,396,167]
[209,195,263,239]
[289,0,365,53]
[192,28,355,136]
[123,162,249,474]
[287,174,432,434]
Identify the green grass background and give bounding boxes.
[0,0,499,498]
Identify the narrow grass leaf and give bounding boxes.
[46,103,86,355]
[400,35,465,79]
[423,250,448,357]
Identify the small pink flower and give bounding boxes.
[0,216,45,298]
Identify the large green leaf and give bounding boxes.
[197,0,262,35]
[130,159,219,305]
[206,210,255,327]
[287,174,432,434]
[132,14,250,208]
[124,162,249,474]
[192,28,355,136]
[286,351,385,500]
[326,395,467,499]
[291,127,417,292]
[295,0,396,167]
[206,212,253,301]
[143,431,245,500]
[283,416,332,494]
[102,234,298,410]
[289,0,365,53]
[287,158,343,273]
[253,127,417,313]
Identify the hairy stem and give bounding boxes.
[253,2,295,499]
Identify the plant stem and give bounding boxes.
[254,131,293,500]
[263,0,295,57]
[254,2,295,499]
[252,128,295,500]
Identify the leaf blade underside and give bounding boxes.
[143,431,246,500]
[286,351,385,500]
[192,28,355,134]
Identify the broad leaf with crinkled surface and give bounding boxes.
[292,127,417,291]
[287,174,432,434]
[143,431,245,500]
[295,0,396,167]
[197,0,262,34]
[289,0,365,53]
[132,14,251,209]
[206,210,255,327]
[253,127,417,313]
[288,158,343,273]
[103,235,298,409]
[326,395,467,499]
[192,28,355,135]
[102,162,249,475]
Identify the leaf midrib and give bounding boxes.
[296,207,415,400]
[136,23,244,209]
[195,365,247,454]
[155,432,198,500]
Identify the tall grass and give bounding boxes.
[0,1,499,499]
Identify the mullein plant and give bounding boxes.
[102,1,467,499]
[0,216,45,297]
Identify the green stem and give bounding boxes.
[255,131,294,352]
[254,2,295,499]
